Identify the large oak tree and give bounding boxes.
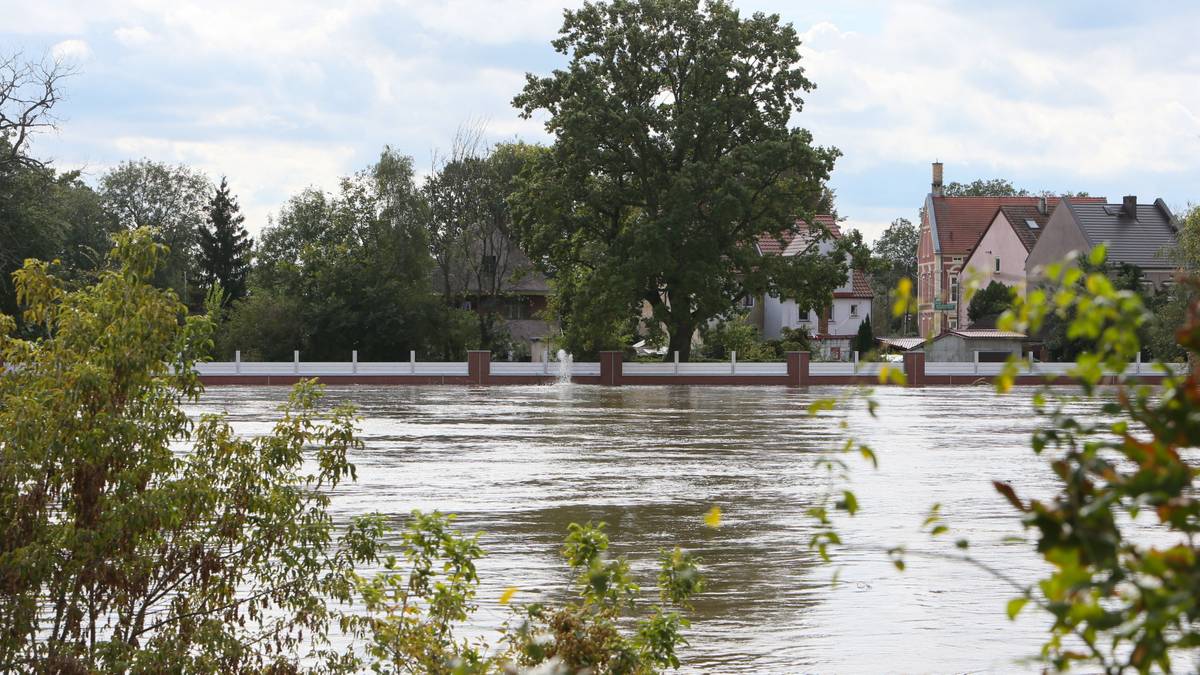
[511,0,842,360]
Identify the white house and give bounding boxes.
[756,215,874,360]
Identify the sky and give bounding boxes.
[3,0,1199,244]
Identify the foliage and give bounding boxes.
[0,159,117,323]
[942,178,1089,199]
[773,325,814,356]
[869,218,917,334]
[0,229,376,672]
[212,287,307,360]
[0,227,708,673]
[1034,259,1182,363]
[853,314,874,355]
[1170,204,1200,271]
[816,246,1200,673]
[247,148,464,360]
[196,176,252,309]
[966,280,1014,326]
[982,247,1200,671]
[502,522,704,673]
[698,316,774,361]
[99,159,214,301]
[511,0,843,360]
[943,178,1026,197]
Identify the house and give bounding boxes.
[756,215,874,360]
[433,233,555,360]
[1025,196,1179,287]
[957,202,1052,328]
[917,162,1105,337]
[923,329,1027,362]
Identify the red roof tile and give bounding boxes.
[931,196,1105,256]
[833,269,874,298]
[756,214,840,255]
[996,204,1050,252]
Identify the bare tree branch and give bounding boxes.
[0,52,74,169]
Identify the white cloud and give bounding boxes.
[795,4,1200,178]
[396,0,576,45]
[51,39,92,62]
[113,25,154,47]
[7,0,1200,241]
[109,136,359,235]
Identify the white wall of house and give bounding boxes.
[827,298,868,336]
[761,296,814,338]
[760,296,868,339]
[959,212,1031,327]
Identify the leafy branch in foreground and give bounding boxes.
[814,247,1200,673]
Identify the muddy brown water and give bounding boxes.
[188,384,1126,673]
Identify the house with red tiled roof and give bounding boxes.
[756,215,874,360]
[958,202,1053,328]
[917,162,1105,337]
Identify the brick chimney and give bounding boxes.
[1037,197,1047,215]
[931,161,944,197]
[1122,195,1137,219]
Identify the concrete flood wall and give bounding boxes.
[195,350,1189,387]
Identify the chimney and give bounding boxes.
[1037,197,1047,215]
[931,161,944,197]
[1122,195,1137,219]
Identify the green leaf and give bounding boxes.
[1006,597,1029,620]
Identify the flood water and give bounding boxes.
[188,384,1108,673]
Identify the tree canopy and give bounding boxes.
[511,0,842,359]
[966,280,1014,326]
[869,218,918,335]
[224,148,462,361]
[99,160,213,300]
[943,177,1090,199]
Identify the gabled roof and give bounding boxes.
[1063,198,1178,269]
[756,214,840,256]
[928,195,1106,257]
[833,269,874,299]
[996,204,1050,252]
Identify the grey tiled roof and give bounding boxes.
[1069,200,1178,269]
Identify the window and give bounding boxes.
[994,256,1001,273]
[950,275,959,303]
[850,304,858,317]
[741,295,755,309]
[1025,218,1039,230]
[949,318,958,329]
[504,297,529,320]
[482,255,497,275]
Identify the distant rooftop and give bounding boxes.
[1064,197,1178,269]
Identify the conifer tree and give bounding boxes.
[853,314,874,355]
[197,176,252,308]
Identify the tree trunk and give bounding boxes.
[665,321,694,362]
